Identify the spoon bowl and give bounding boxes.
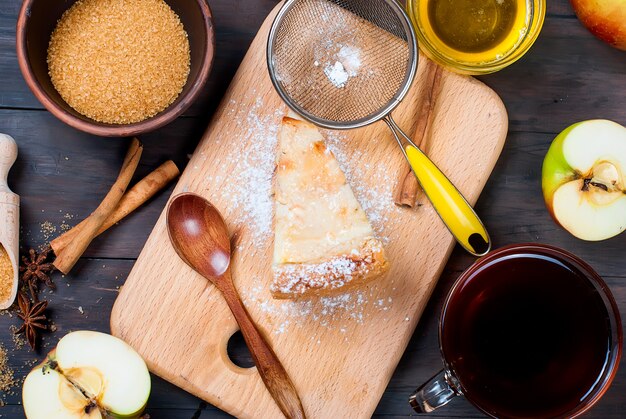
[166,193,231,278]
[166,193,306,419]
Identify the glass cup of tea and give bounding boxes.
[410,243,622,418]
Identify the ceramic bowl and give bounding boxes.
[16,0,215,137]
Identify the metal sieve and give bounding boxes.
[267,0,491,256]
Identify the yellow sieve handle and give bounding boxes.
[405,145,490,256]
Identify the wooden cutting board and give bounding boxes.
[110,3,508,418]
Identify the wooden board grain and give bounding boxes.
[110,4,507,418]
[1,0,625,417]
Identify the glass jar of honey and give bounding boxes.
[406,0,545,75]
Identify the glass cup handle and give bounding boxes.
[409,370,461,413]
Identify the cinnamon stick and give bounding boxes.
[394,62,444,207]
[53,139,143,274]
[51,160,179,256]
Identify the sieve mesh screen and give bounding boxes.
[269,0,415,126]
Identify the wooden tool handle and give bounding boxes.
[0,134,19,310]
[219,274,306,419]
[0,134,18,201]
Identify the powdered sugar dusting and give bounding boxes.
[325,130,402,237]
[272,239,384,296]
[323,46,362,88]
[324,61,350,88]
[243,284,394,338]
[273,3,375,93]
[206,97,400,245]
[205,98,283,247]
[201,96,400,337]
[274,256,358,295]
[337,45,361,76]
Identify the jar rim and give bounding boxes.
[406,0,547,75]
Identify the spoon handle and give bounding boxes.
[220,275,306,419]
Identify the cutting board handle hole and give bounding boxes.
[226,330,255,369]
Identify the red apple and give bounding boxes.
[570,0,626,50]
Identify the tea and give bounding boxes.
[442,251,613,418]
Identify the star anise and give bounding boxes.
[15,291,48,350]
[20,246,56,296]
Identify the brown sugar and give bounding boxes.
[0,344,16,394]
[0,244,13,305]
[47,0,191,124]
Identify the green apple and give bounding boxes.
[542,119,626,241]
[23,331,150,419]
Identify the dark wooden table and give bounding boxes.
[1,0,625,418]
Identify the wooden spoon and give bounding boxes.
[166,193,306,419]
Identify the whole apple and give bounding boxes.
[542,119,626,241]
[570,0,626,50]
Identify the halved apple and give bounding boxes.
[23,331,150,419]
[542,119,626,241]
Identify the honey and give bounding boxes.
[416,0,529,64]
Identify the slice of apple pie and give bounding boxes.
[271,116,388,299]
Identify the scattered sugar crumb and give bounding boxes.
[39,221,57,241]
[243,284,393,337]
[9,326,25,350]
[0,344,17,400]
[60,221,71,232]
